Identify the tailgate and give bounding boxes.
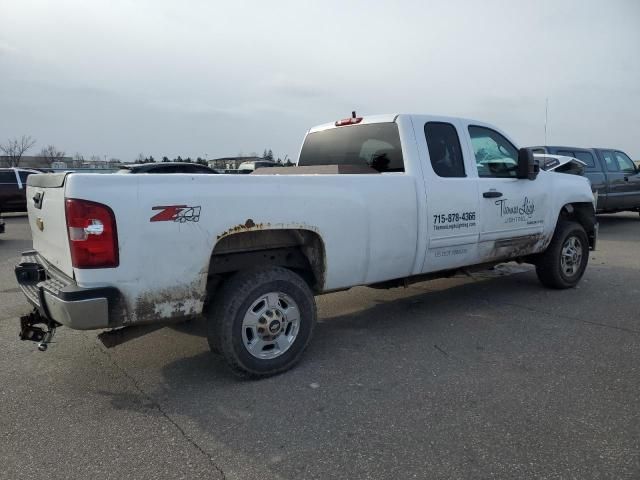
[26,173,74,277]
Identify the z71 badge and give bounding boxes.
[150,205,201,223]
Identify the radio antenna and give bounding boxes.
[544,97,549,145]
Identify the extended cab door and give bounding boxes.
[465,125,548,260]
[416,118,481,272]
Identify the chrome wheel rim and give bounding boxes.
[560,235,583,277]
[241,292,300,359]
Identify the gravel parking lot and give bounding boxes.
[1,214,639,480]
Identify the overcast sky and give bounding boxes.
[1,0,639,161]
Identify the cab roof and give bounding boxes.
[307,113,499,134]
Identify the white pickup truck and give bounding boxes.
[15,114,597,377]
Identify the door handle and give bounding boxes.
[483,191,503,198]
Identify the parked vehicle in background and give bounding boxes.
[0,168,41,213]
[238,159,278,174]
[117,162,219,174]
[535,154,587,176]
[530,146,640,215]
[0,216,4,234]
[16,114,597,377]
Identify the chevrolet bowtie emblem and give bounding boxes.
[36,218,44,231]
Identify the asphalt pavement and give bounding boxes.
[1,213,639,479]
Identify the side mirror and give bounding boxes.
[517,148,539,180]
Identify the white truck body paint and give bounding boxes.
[25,114,595,327]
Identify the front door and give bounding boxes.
[466,125,548,261]
[613,150,640,209]
[600,150,628,210]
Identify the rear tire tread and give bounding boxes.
[208,266,316,378]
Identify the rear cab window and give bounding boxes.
[557,150,596,169]
[573,151,596,169]
[298,123,404,172]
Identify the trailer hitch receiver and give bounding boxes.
[19,309,59,351]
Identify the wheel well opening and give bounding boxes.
[560,202,597,249]
[206,229,326,301]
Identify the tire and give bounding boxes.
[207,266,317,378]
[535,221,589,289]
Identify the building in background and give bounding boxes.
[208,156,262,170]
[0,155,73,168]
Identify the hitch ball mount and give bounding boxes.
[19,310,59,351]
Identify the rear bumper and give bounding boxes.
[15,251,120,330]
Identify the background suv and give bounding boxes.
[0,168,40,213]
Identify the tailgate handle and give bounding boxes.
[483,191,503,198]
[33,191,44,209]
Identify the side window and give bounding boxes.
[573,151,596,168]
[0,171,17,184]
[601,150,618,172]
[614,151,636,173]
[424,122,465,178]
[19,172,32,183]
[468,126,519,178]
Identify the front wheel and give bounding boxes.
[207,267,317,378]
[535,221,589,289]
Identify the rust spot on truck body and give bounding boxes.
[216,219,270,240]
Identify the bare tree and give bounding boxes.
[73,152,85,168]
[0,135,36,167]
[39,145,66,166]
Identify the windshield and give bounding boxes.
[298,123,404,172]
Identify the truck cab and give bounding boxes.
[299,115,595,273]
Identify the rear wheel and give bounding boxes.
[535,221,589,289]
[207,267,316,378]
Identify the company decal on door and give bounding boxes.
[494,197,541,225]
[432,211,477,231]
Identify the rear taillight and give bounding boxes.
[65,198,119,268]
